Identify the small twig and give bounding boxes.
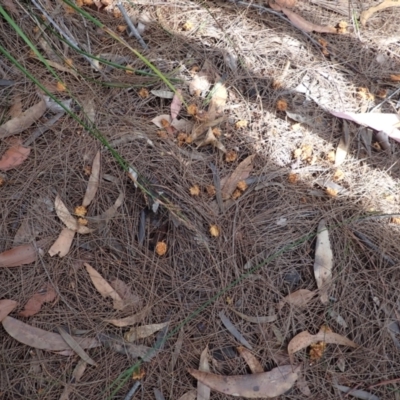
[117,2,148,50]
[123,381,141,400]
[368,376,400,389]
[209,162,224,213]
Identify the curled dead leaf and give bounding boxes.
[48,228,75,257]
[82,151,100,207]
[124,322,169,342]
[237,346,264,373]
[188,364,301,398]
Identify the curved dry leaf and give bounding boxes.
[0,243,38,267]
[178,390,196,400]
[19,283,56,317]
[0,144,30,171]
[198,346,211,400]
[360,0,400,26]
[335,121,350,167]
[219,311,253,350]
[277,289,317,311]
[104,308,150,327]
[288,329,357,363]
[314,219,333,304]
[230,307,277,323]
[82,151,100,207]
[58,327,97,366]
[2,316,100,351]
[84,262,124,310]
[237,346,264,374]
[171,89,183,120]
[151,90,174,99]
[44,59,78,78]
[59,359,87,400]
[91,192,124,231]
[110,278,140,309]
[281,7,337,33]
[48,227,75,257]
[152,114,172,129]
[54,195,93,234]
[125,321,169,342]
[0,299,18,321]
[188,365,301,398]
[334,384,379,400]
[222,155,255,200]
[0,99,46,139]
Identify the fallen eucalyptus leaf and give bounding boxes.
[198,345,211,400]
[58,327,97,366]
[104,308,150,327]
[177,390,196,400]
[237,346,264,373]
[82,151,100,207]
[0,99,46,139]
[288,328,357,364]
[19,283,56,317]
[124,321,169,342]
[84,263,124,310]
[0,243,38,267]
[219,311,252,350]
[277,289,316,311]
[151,89,174,99]
[171,89,183,120]
[360,0,400,26]
[230,307,277,323]
[314,219,333,304]
[59,359,87,400]
[2,316,100,351]
[0,144,30,171]
[334,384,379,400]
[335,120,350,166]
[48,228,75,257]
[0,299,18,321]
[188,364,301,398]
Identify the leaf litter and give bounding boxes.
[0,299,18,321]
[19,283,57,317]
[197,346,211,400]
[59,360,87,400]
[219,311,253,350]
[124,321,169,342]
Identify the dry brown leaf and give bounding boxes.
[0,242,39,267]
[48,228,75,257]
[196,127,226,153]
[84,263,124,310]
[171,89,183,120]
[152,114,172,129]
[0,99,46,139]
[0,299,18,321]
[221,155,255,200]
[288,329,357,364]
[314,219,333,304]
[54,195,93,234]
[188,364,301,398]
[59,360,87,400]
[0,144,30,171]
[281,7,337,33]
[361,0,400,26]
[198,345,211,400]
[177,391,196,400]
[277,289,317,311]
[8,95,23,118]
[44,59,78,79]
[335,121,350,166]
[230,307,277,323]
[104,308,150,327]
[275,0,297,7]
[237,346,264,373]
[58,327,97,366]
[110,279,140,309]
[170,328,184,372]
[82,151,100,207]
[2,316,100,351]
[19,283,56,317]
[90,192,124,231]
[124,321,169,342]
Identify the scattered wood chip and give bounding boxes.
[333,384,379,400]
[2,316,100,351]
[237,346,264,373]
[58,327,97,366]
[0,143,31,171]
[0,299,18,322]
[84,263,124,310]
[59,360,87,400]
[219,311,253,350]
[197,346,211,400]
[124,321,169,342]
[277,289,317,311]
[105,308,150,327]
[0,99,46,139]
[48,227,76,257]
[288,327,357,364]
[360,0,400,26]
[188,364,301,398]
[314,219,333,304]
[19,283,57,317]
[221,155,255,200]
[230,307,277,323]
[82,151,100,207]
